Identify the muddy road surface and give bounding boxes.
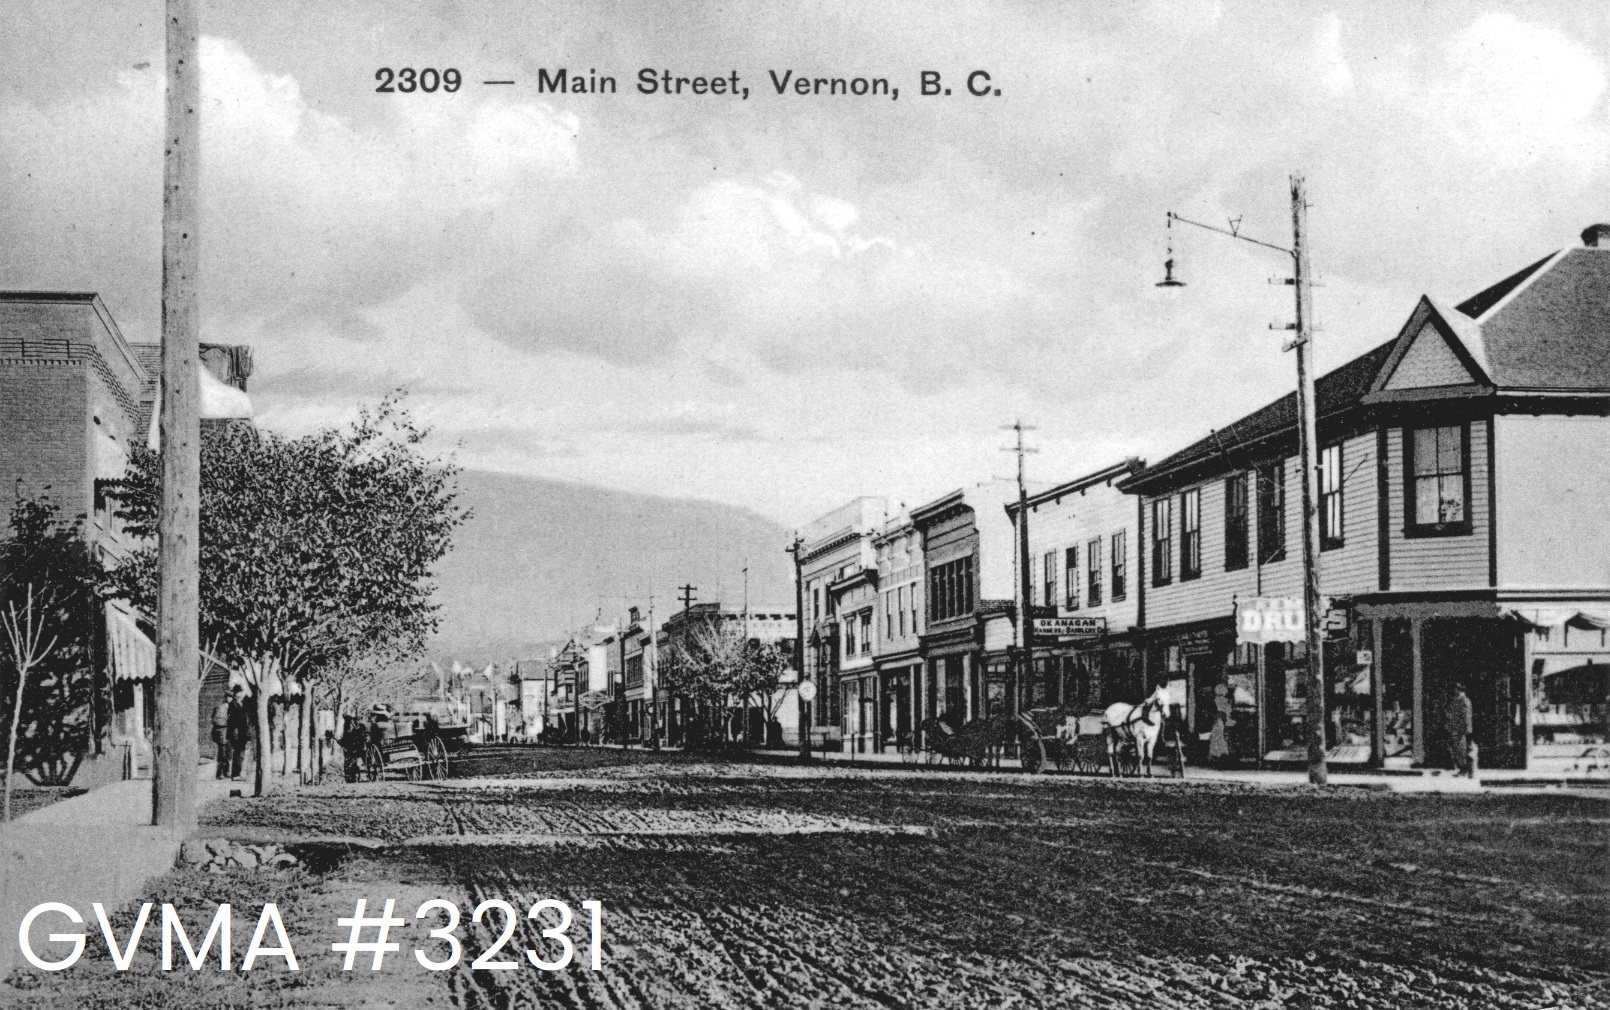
[9,751,1607,1009]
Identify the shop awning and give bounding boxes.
[105,602,156,682]
[144,366,255,451]
[1502,607,1610,631]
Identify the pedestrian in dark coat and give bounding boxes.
[226,687,252,779]
[1446,683,1475,776]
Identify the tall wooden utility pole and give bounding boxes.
[678,584,697,611]
[786,536,810,762]
[1162,173,1328,785]
[1290,175,1327,786]
[153,0,202,830]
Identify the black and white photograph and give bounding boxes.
[1,2,1606,1007]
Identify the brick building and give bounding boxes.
[0,291,252,780]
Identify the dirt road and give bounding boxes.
[9,751,1607,1009]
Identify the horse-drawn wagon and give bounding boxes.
[343,701,471,782]
[1014,686,1186,778]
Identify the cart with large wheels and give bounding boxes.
[346,704,471,782]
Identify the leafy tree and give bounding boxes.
[662,618,789,749]
[0,492,103,812]
[108,397,467,795]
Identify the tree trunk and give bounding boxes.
[295,693,306,785]
[253,686,271,797]
[5,659,30,824]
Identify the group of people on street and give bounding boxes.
[209,686,254,780]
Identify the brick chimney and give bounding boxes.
[1583,223,1610,248]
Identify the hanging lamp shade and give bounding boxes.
[1156,212,1185,288]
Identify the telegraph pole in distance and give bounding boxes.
[1004,421,1037,717]
[678,584,697,611]
[646,593,660,751]
[153,0,202,830]
[786,535,810,762]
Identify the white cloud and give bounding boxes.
[1438,12,1606,167]
[1316,14,1354,92]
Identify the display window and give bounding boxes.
[1531,656,1608,748]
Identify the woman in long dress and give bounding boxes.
[1208,683,1233,766]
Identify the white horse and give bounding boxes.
[1103,684,1170,777]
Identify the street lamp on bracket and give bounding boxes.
[1155,175,1329,786]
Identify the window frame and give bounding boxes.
[1320,442,1345,550]
[1151,497,1173,586]
[1042,550,1057,608]
[928,556,975,623]
[1087,537,1103,607]
[1403,422,1474,538]
[1111,531,1127,602]
[1064,545,1080,610]
[1224,472,1249,571]
[1257,461,1287,565]
[1180,488,1202,581]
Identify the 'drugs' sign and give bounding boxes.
[1237,597,1306,644]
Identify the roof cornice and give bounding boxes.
[1006,457,1145,516]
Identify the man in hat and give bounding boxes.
[210,694,232,778]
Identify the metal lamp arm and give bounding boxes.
[1166,211,1295,259]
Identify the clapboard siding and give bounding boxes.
[1319,432,1381,596]
[1025,478,1141,633]
[1383,420,1490,591]
[1143,431,1380,628]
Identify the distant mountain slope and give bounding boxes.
[427,470,796,664]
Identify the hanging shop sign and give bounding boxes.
[1034,616,1106,639]
[1237,597,1306,644]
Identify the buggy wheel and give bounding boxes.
[363,743,383,782]
[426,736,450,779]
[403,760,421,782]
[1117,744,1140,778]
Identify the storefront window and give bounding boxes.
[1327,634,1374,758]
[1532,656,1608,748]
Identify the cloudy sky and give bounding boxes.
[3,2,1606,527]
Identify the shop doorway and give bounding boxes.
[943,655,965,727]
[1380,620,1415,762]
[882,671,911,750]
[1422,619,1524,769]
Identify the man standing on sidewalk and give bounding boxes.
[210,696,232,778]
[226,687,252,780]
[1445,683,1475,777]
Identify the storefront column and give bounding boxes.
[1371,644,1385,769]
[1410,617,1425,765]
[1520,627,1534,770]
[1255,643,1267,764]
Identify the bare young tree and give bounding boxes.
[2,585,56,824]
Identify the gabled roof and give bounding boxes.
[1366,295,1494,400]
[1125,238,1609,495]
[1475,247,1610,390]
[1454,253,1553,319]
